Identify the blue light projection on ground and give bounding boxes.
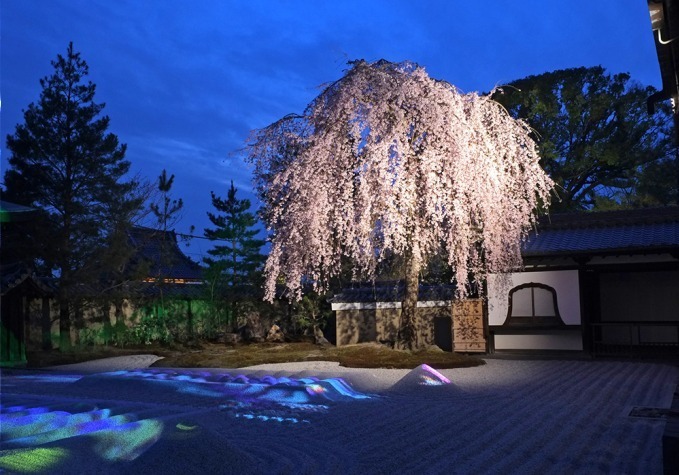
[90,419,163,461]
[10,374,83,384]
[99,368,373,424]
[0,368,373,471]
[101,368,372,404]
[0,402,164,472]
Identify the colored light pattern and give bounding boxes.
[99,368,372,404]
[2,408,117,444]
[90,419,163,461]
[175,422,198,431]
[95,369,372,425]
[234,412,311,424]
[0,368,374,469]
[13,374,84,383]
[0,447,68,474]
[418,364,451,386]
[0,402,164,472]
[218,397,332,424]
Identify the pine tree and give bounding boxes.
[148,169,185,312]
[150,169,184,234]
[203,181,265,326]
[4,42,142,350]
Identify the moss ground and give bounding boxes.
[26,341,485,370]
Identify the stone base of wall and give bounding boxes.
[335,299,487,352]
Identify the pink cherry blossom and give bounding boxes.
[247,60,553,304]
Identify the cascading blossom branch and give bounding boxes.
[247,60,554,302]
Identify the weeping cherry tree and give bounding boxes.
[247,60,554,349]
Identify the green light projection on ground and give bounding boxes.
[91,419,164,461]
[0,447,69,473]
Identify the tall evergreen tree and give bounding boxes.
[150,169,184,233]
[632,148,679,207]
[3,42,142,350]
[203,181,265,325]
[148,169,185,311]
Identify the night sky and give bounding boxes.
[1,0,661,262]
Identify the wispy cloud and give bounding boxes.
[1,0,661,251]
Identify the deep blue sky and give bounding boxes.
[1,0,661,262]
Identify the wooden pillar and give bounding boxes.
[41,296,52,350]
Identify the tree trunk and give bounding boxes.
[396,250,420,350]
[73,302,84,346]
[187,300,193,338]
[114,300,124,325]
[57,220,74,352]
[59,299,72,352]
[41,297,52,351]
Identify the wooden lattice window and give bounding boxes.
[505,283,564,326]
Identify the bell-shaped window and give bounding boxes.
[505,283,564,326]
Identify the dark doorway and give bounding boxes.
[434,316,453,352]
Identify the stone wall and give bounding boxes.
[335,299,486,352]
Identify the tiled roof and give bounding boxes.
[0,200,36,223]
[0,263,54,296]
[129,282,263,300]
[330,282,456,303]
[128,226,204,280]
[523,207,679,257]
[0,200,35,214]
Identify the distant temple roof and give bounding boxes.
[523,206,679,258]
[331,208,679,304]
[0,263,54,297]
[0,200,36,223]
[128,226,204,281]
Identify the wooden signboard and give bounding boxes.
[452,299,486,353]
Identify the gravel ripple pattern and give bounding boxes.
[1,357,676,474]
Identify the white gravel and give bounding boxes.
[46,354,165,373]
[35,355,679,473]
[240,358,679,474]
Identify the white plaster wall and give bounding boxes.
[487,270,581,325]
[494,333,583,351]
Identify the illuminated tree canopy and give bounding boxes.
[247,60,553,347]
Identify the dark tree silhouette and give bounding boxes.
[4,42,142,350]
[492,66,675,210]
[204,181,265,327]
[148,169,186,312]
